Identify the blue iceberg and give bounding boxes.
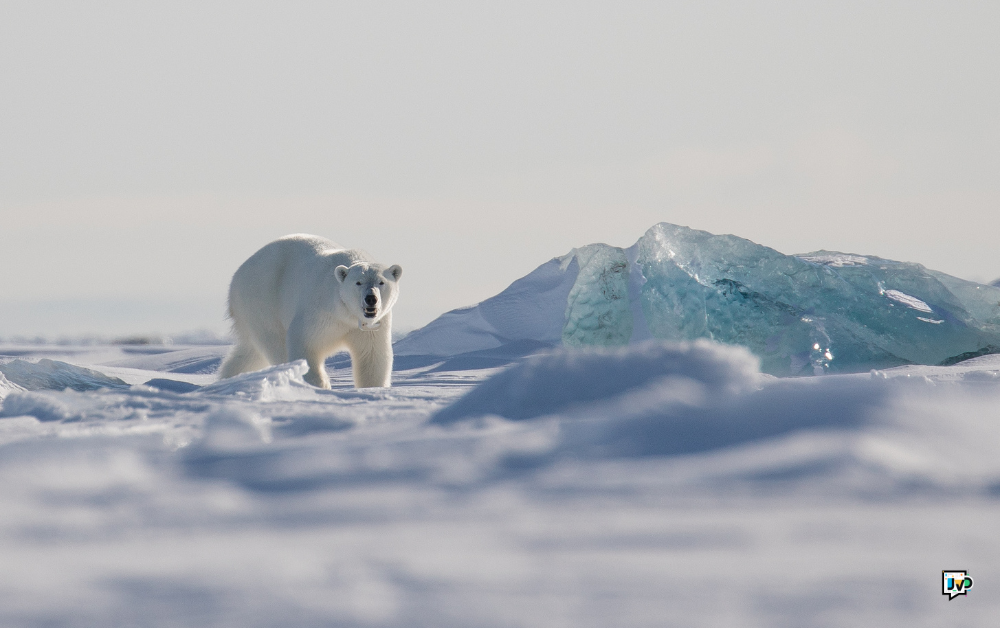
[634,223,1000,374]
[395,223,1000,375]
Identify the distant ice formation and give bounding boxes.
[396,223,1000,375]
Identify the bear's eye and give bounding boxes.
[379,281,384,285]
[356,281,362,286]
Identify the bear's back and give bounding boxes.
[229,234,370,323]
[269,234,373,268]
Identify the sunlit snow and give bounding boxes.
[0,337,998,626]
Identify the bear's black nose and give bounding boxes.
[364,294,378,306]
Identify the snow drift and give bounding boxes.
[430,340,1000,490]
[432,340,762,424]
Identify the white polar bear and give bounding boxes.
[218,234,402,389]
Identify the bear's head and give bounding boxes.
[335,262,403,331]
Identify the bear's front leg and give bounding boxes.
[352,350,390,388]
[346,324,393,388]
[287,323,332,389]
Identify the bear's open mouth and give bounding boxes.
[363,308,377,318]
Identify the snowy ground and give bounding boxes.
[0,341,997,626]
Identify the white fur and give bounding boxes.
[218,234,402,389]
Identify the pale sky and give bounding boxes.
[1,1,998,337]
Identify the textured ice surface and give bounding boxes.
[636,224,1000,374]
[561,244,633,347]
[399,223,1000,375]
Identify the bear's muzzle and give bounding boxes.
[363,290,379,318]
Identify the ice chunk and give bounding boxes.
[929,270,1000,326]
[562,244,632,347]
[635,224,1000,374]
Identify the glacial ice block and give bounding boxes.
[634,224,1000,375]
[562,244,632,347]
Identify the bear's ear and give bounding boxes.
[335,265,350,283]
[387,265,402,281]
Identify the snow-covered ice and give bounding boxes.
[1,335,998,626]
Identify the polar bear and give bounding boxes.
[218,234,402,389]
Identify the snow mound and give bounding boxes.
[430,340,1000,492]
[393,256,577,356]
[0,358,129,392]
[432,340,761,424]
[398,222,1000,376]
[431,339,890,461]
